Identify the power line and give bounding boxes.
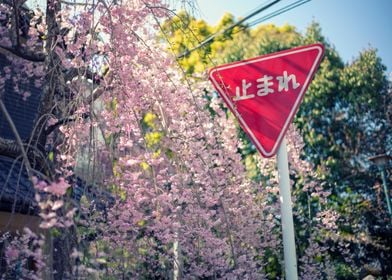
[230,0,311,36]
[248,0,311,28]
[176,0,312,59]
[238,0,279,19]
[177,0,282,59]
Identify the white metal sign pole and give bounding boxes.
[276,137,298,280]
[173,230,181,280]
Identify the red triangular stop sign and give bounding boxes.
[209,43,324,158]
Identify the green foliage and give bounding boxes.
[335,262,357,280]
[162,11,392,277]
[263,248,282,279]
[161,11,213,73]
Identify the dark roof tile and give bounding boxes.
[0,156,37,215]
[0,52,42,140]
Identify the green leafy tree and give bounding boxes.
[163,13,392,278]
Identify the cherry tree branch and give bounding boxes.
[64,67,105,84]
[45,112,91,136]
[30,0,62,151]
[0,137,22,159]
[60,0,94,6]
[0,45,45,62]
[0,99,33,180]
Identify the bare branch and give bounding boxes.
[60,0,94,6]
[44,78,112,136]
[11,0,20,47]
[45,112,90,136]
[0,137,22,159]
[64,67,102,84]
[0,136,51,173]
[1,0,28,8]
[0,45,45,62]
[0,99,33,180]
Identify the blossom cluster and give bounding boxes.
[0,0,350,278]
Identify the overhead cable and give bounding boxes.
[176,0,312,59]
[177,0,282,59]
[248,0,311,28]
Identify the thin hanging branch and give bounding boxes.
[0,99,34,180]
[0,45,45,62]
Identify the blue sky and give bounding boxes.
[194,0,392,73]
